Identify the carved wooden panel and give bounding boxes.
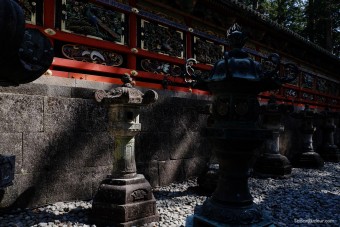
[18,0,39,24]
[193,36,224,65]
[140,19,184,58]
[61,0,126,44]
[140,59,182,77]
[301,72,314,89]
[62,44,123,66]
[283,88,298,99]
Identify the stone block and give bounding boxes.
[23,132,72,173]
[75,79,114,91]
[158,160,185,186]
[46,85,72,98]
[0,133,22,174]
[169,131,198,159]
[0,83,48,96]
[0,93,44,132]
[139,101,167,132]
[84,100,108,132]
[136,160,159,187]
[92,166,112,193]
[68,132,113,168]
[33,75,76,87]
[0,185,18,208]
[135,132,170,162]
[22,133,50,173]
[184,157,207,179]
[44,97,87,133]
[44,170,93,202]
[0,171,48,208]
[16,172,47,207]
[71,87,97,99]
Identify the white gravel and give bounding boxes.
[0,162,339,227]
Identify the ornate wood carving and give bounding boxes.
[301,92,314,101]
[140,59,182,76]
[283,88,298,99]
[193,36,224,65]
[61,0,126,44]
[140,19,184,58]
[62,44,123,66]
[18,0,37,24]
[301,72,314,89]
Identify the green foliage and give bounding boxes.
[239,0,340,56]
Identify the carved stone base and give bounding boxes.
[91,174,159,227]
[193,198,273,227]
[293,152,324,169]
[319,146,340,163]
[253,154,292,178]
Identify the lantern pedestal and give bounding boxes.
[194,204,273,227]
[193,128,273,226]
[254,132,292,178]
[91,174,158,227]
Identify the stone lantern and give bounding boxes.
[91,75,159,226]
[192,25,297,226]
[253,96,292,178]
[291,105,324,168]
[317,108,340,162]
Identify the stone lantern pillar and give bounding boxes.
[291,105,324,168]
[253,97,292,178]
[91,75,159,227]
[318,108,340,162]
[192,25,297,226]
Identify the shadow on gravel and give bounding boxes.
[0,205,94,227]
[153,186,202,200]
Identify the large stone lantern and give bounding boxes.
[91,75,159,226]
[253,96,292,178]
[318,108,340,162]
[192,26,296,226]
[291,105,324,168]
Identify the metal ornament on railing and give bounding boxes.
[184,58,198,85]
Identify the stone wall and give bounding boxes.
[0,75,212,209]
[0,75,338,209]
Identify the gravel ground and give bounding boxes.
[0,162,339,227]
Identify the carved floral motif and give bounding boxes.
[284,88,298,98]
[140,19,184,58]
[62,44,123,66]
[315,95,326,103]
[131,189,147,201]
[61,0,126,44]
[328,82,339,96]
[193,37,224,65]
[284,66,299,86]
[302,92,314,101]
[140,59,182,76]
[316,78,328,93]
[301,72,314,89]
[18,0,37,24]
